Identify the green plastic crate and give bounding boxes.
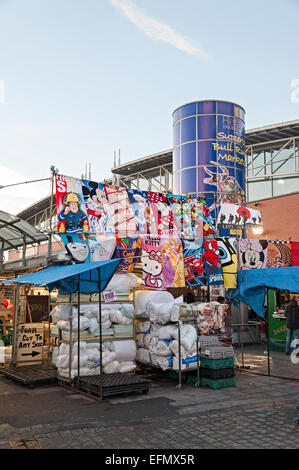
[200,377,236,390]
[200,357,234,370]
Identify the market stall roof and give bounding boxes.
[1,259,121,294]
[0,210,48,251]
[227,267,299,318]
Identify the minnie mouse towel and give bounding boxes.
[147,192,175,236]
[238,239,268,270]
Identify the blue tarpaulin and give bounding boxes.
[226,267,299,318]
[2,260,121,294]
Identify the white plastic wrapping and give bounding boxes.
[172,324,197,352]
[103,360,121,374]
[105,273,141,291]
[111,340,136,362]
[133,290,174,316]
[57,316,90,332]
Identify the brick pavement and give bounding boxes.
[0,370,298,449]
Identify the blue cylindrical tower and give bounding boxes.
[172,100,246,216]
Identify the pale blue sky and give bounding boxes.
[0,0,299,213]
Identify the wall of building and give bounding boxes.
[7,240,64,261]
[247,192,299,241]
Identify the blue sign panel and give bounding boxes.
[172,100,246,227]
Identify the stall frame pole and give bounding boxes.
[266,289,271,377]
[97,267,103,401]
[177,321,182,389]
[77,275,81,389]
[12,284,19,366]
[47,288,51,366]
[69,293,73,383]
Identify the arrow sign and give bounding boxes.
[16,323,44,365]
[21,351,40,357]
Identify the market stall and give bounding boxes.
[0,260,151,397]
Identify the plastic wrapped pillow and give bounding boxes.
[103,360,121,374]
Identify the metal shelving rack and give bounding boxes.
[135,312,200,389]
[53,286,150,399]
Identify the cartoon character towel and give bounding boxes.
[60,233,90,264]
[55,174,89,234]
[114,236,142,273]
[142,235,164,290]
[104,184,137,235]
[202,239,224,286]
[182,238,206,287]
[87,234,116,262]
[142,235,185,289]
[238,239,268,270]
[126,189,151,235]
[148,192,175,236]
[82,180,112,234]
[167,194,193,238]
[267,241,292,268]
[161,237,185,288]
[216,237,238,289]
[187,197,216,238]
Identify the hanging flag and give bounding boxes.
[216,237,238,289]
[238,239,268,270]
[182,238,206,287]
[202,239,224,285]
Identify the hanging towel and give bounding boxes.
[126,189,151,235]
[267,241,292,268]
[238,239,268,270]
[216,237,238,289]
[202,239,224,285]
[291,242,299,267]
[182,238,206,287]
[148,192,175,236]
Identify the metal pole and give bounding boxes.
[12,285,19,366]
[196,329,200,388]
[98,268,103,400]
[177,321,182,389]
[240,324,245,368]
[266,295,271,376]
[47,167,55,262]
[47,288,51,366]
[77,275,80,389]
[69,293,73,383]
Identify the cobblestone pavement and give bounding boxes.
[0,370,298,449]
